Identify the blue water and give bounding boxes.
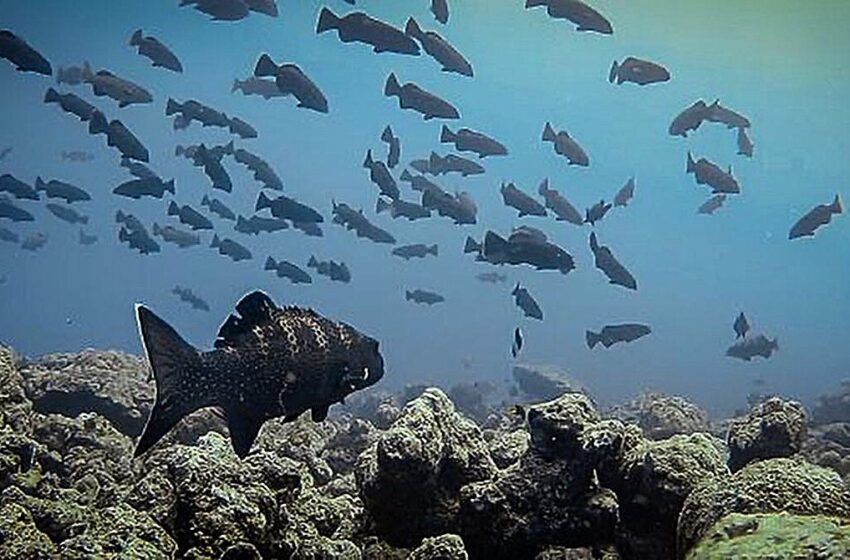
[1,0,848,415]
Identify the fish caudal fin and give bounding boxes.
[167,201,180,216]
[363,149,373,168]
[429,244,438,256]
[463,236,481,254]
[375,198,390,214]
[404,17,423,39]
[542,121,555,142]
[585,330,601,349]
[830,194,842,214]
[440,125,455,143]
[254,53,278,78]
[44,87,59,103]
[255,191,271,212]
[381,125,393,142]
[384,73,401,98]
[686,151,696,174]
[316,7,339,34]
[264,256,276,270]
[130,29,143,46]
[608,60,618,84]
[224,408,264,458]
[165,98,180,116]
[134,305,203,457]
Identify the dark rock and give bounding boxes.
[726,397,807,472]
[607,392,709,441]
[512,363,586,401]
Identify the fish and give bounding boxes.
[586,324,651,349]
[179,0,250,21]
[177,141,234,163]
[0,147,11,161]
[501,182,547,217]
[609,57,670,86]
[686,152,740,195]
[78,229,97,246]
[113,177,175,200]
[697,194,727,215]
[404,17,473,77]
[0,196,34,222]
[152,223,200,248]
[734,312,749,339]
[89,116,149,162]
[331,200,396,244]
[0,29,52,75]
[307,256,351,283]
[35,177,90,203]
[737,127,754,158]
[81,62,152,107]
[585,199,612,225]
[392,243,438,260]
[254,53,328,113]
[187,144,233,192]
[511,327,523,358]
[669,100,708,137]
[0,227,20,243]
[211,234,252,262]
[726,334,778,362]
[21,232,48,251]
[789,195,842,240]
[293,221,323,237]
[431,0,449,24]
[400,169,443,195]
[133,290,385,457]
[57,64,85,85]
[46,203,88,225]
[0,174,39,200]
[44,87,98,122]
[172,286,210,311]
[589,232,637,290]
[129,30,183,73]
[61,150,94,162]
[384,73,459,120]
[316,8,420,55]
[613,177,635,207]
[406,289,444,305]
[234,214,289,235]
[475,271,507,284]
[256,192,323,223]
[440,125,507,159]
[165,98,230,130]
[244,0,278,17]
[232,76,286,99]
[168,201,214,230]
[512,283,543,320]
[376,197,431,221]
[421,188,477,225]
[469,227,574,274]
[227,117,257,140]
[537,179,583,225]
[705,99,751,129]
[121,158,159,180]
[381,126,400,168]
[363,149,399,200]
[265,257,312,284]
[542,122,589,166]
[524,0,613,35]
[201,195,236,221]
[231,148,283,190]
[426,152,484,177]
[116,209,146,233]
[119,225,159,254]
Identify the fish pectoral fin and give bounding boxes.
[311,405,329,422]
[226,408,264,459]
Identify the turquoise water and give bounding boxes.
[0,0,848,414]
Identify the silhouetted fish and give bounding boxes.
[168,201,214,230]
[256,192,323,223]
[405,17,473,77]
[113,177,175,199]
[697,194,726,215]
[119,226,159,254]
[392,243,438,260]
[0,196,34,222]
[501,182,547,217]
[400,169,442,195]
[211,234,252,261]
[133,290,384,457]
[232,76,285,99]
[537,179,583,225]
[234,214,289,235]
[512,283,543,320]
[734,312,749,339]
[542,122,588,166]
[376,197,431,221]
[293,221,323,237]
[0,175,39,200]
[231,147,283,190]
[469,227,574,274]
[426,151,484,176]
[726,334,778,361]
[316,8,420,55]
[586,324,650,349]
[381,125,400,168]
[307,256,351,283]
[265,257,312,284]
[431,0,449,24]
[669,100,708,137]
[789,195,842,240]
[61,150,94,162]
[589,232,636,290]
[525,0,613,34]
[35,177,90,203]
[705,99,750,129]
[166,98,230,130]
[406,289,444,305]
[613,177,635,207]
[331,200,396,243]
[227,116,257,139]
[512,327,523,358]
[384,73,459,120]
[0,29,52,75]
[152,223,200,248]
[81,62,152,107]
[440,125,507,158]
[585,199,612,225]
[201,195,236,221]
[254,53,328,113]
[129,29,183,73]
[737,127,754,158]
[179,0,250,21]
[46,203,88,224]
[173,285,210,311]
[89,116,149,162]
[609,57,669,86]
[44,87,98,121]
[363,149,399,199]
[421,188,477,225]
[686,152,740,194]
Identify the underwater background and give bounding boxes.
[1,0,849,419]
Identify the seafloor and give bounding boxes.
[0,346,849,559]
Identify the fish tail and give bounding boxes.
[384,73,401,98]
[363,149,373,168]
[542,121,555,142]
[772,337,779,352]
[400,169,412,182]
[405,290,412,301]
[307,255,318,268]
[231,78,240,93]
[586,330,601,349]
[381,125,393,142]
[375,197,390,214]
[440,125,455,144]
[130,29,143,47]
[429,244,438,256]
[686,151,696,174]
[165,179,176,194]
[167,201,179,216]
[830,194,842,214]
[264,256,276,270]
[537,178,550,196]
[255,192,271,212]
[404,17,423,40]
[201,194,209,206]
[174,145,185,157]
[608,60,618,84]
[211,234,220,248]
[44,87,59,104]
[589,231,599,251]
[88,110,107,134]
[254,53,278,78]
[35,177,45,192]
[118,227,130,243]
[133,305,205,458]
[165,98,180,116]
[316,7,339,34]
[463,236,481,254]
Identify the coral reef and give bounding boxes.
[512,363,586,401]
[726,396,807,472]
[606,392,710,441]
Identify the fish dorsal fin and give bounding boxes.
[214,291,279,349]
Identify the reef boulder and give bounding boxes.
[726,397,807,472]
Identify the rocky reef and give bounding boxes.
[1,346,849,559]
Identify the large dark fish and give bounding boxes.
[307,256,351,283]
[331,200,396,243]
[363,149,399,200]
[426,151,484,176]
[726,334,778,362]
[381,126,400,168]
[254,53,327,113]
[421,188,477,225]
[231,148,283,191]
[201,195,236,221]
[697,194,726,215]
[376,197,431,221]
[686,152,740,194]
[227,116,257,140]
[134,290,385,458]
[119,226,159,254]
[613,177,635,207]
[400,169,442,195]
[35,177,90,203]
[0,30,52,75]
[0,174,39,200]
[669,100,708,137]
[121,158,158,180]
[404,18,473,77]
[244,0,278,17]
[179,0,250,21]
[525,0,613,35]
[392,243,438,260]
[265,257,312,284]
[384,73,459,120]
[542,122,589,166]
[586,324,651,349]
[232,76,286,99]
[406,289,444,305]
[501,182,547,217]
[589,232,636,290]
[211,234,252,261]
[81,62,152,107]
[733,312,749,339]
[789,195,842,240]
[0,197,34,222]
[440,125,507,159]
[189,144,232,192]
[431,0,449,24]
[256,192,323,223]
[468,227,574,274]
[293,221,323,238]
[116,209,146,233]
[46,203,88,225]
[316,8,420,55]
[234,214,289,235]
[537,179,583,225]
[512,283,543,320]
[737,128,754,158]
[152,223,200,248]
[173,286,210,311]
[705,99,751,129]
[585,199,612,226]
[129,30,183,73]
[166,98,230,130]
[44,88,97,121]
[113,177,175,200]
[89,116,150,162]
[168,201,214,230]
[609,57,669,86]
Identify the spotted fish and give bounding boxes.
[134,291,385,458]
